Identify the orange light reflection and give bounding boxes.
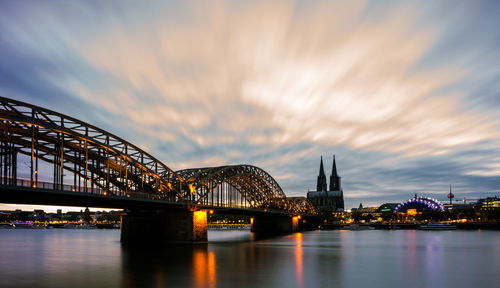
[193,250,216,288]
[295,233,304,288]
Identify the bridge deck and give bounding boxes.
[0,184,308,216]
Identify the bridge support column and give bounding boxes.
[120,210,207,243]
[250,215,299,235]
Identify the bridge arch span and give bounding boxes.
[176,165,316,214]
[0,96,183,199]
[0,96,315,215]
[288,197,316,214]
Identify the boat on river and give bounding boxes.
[62,223,97,229]
[418,223,457,231]
[11,222,46,229]
[342,224,374,230]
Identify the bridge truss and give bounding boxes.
[179,165,291,211]
[0,96,315,215]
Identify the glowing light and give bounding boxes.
[189,185,196,195]
[193,210,207,240]
[250,218,254,225]
[292,216,299,231]
[395,196,445,213]
[103,191,108,196]
[407,209,417,216]
[209,210,214,214]
[344,219,354,224]
[193,211,207,225]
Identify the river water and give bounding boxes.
[0,229,498,288]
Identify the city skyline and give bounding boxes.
[1,1,500,211]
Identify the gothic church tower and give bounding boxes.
[316,156,327,191]
[329,155,341,191]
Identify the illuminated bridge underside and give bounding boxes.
[0,96,315,215]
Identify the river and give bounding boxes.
[0,229,498,288]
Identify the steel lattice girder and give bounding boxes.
[176,165,315,213]
[0,96,316,214]
[0,96,183,198]
[288,197,316,214]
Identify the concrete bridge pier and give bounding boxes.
[250,215,300,235]
[120,209,207,243]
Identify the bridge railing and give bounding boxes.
[0,178,206,201]
[4,178,105,195]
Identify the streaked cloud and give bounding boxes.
[1,0,500,211]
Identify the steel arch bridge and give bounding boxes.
[177,165,316,213]
[0,96,315,215]
[287,197,316,214]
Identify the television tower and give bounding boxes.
[447,185,454,205]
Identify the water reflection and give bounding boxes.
[120,231,342,288]
[1,230,499,288]
[294,233,303,288]
[121,244,211,287]
[193,250,216,288]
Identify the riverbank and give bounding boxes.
[321,222,500,230]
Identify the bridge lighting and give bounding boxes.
[0,94,318,216]
[407,209,417,216]
[193,211,207,229]
[189,185,196,195]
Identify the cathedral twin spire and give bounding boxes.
[316,155,341,192]
[317,156,328,191]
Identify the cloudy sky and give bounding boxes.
[1,0,500,211]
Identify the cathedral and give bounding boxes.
[307,156,345,212]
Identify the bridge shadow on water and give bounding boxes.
[121,243,211,287]
[119,230,345,288]
[119,232,280,287]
